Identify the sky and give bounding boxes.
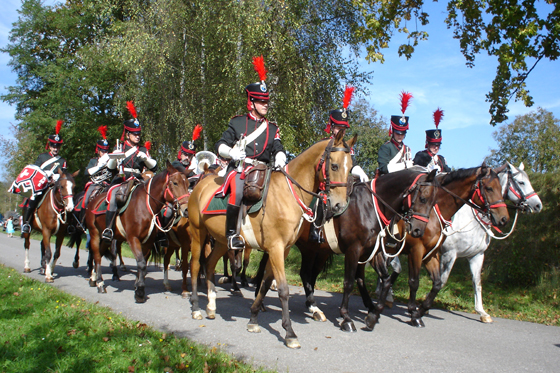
[1,1,559,171]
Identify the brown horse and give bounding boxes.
[368,164,510,328]
[85,161,190,302]
[22,169,79,282]
[187,132,356,348]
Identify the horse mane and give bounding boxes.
[289,138,331,162]
[439,166,480,186]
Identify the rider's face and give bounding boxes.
[127,132,141,145]
[251,99,269,119]
[393,132,406,143]
[49,144,61,155]
[427,143,441,155]
[180,152,193,165]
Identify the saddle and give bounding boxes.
[114,178,137,208]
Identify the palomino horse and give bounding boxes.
[369,164,510,328]
[257,168,439,331]
[187,132,356,348]
[85,161,190,302]
[22,169,79,282]
[440,162,542,322]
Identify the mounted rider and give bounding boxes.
[172,124,203,181]
[83,126,113,208]
[9,120,67,234]
[413,108,451,172]
[215,55,286,250]
[377,91,414,175]
[309,86,368,243]
[101,101,158,243]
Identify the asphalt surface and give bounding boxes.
[1,233,559,373]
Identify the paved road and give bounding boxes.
[1,234,559,372]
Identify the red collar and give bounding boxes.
[391,139,404,149]
[248,112,266,122]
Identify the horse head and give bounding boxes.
[497,162,542,213]
[317,131,357,218]
[471,164,510,227]
[56,169,79,212]
[165,160,191,217]
[402,169,439,238]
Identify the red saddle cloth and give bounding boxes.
[9,165,49,194]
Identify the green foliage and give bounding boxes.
[353,0,560,125]
[487,108,560,172]
[0,263,270,372]
[484,171,560,287]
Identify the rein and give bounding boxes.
[144,171,187,232]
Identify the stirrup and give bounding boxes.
[22,223,31,234]
[228,234,245,250]
[101,228,113,242]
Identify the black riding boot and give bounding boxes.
[226,204,244,250]
[102,210,117,243]
[22,198,39,234]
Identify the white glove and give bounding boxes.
[405,160,414,169]
[44,169,54,179]
[274,152,287,168]
[137,151,148,161]
[229,147,246,162]
[351,166,369,182]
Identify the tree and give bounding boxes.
[352,0,560,125]
[487,108,560,172]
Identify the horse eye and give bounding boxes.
[331,164,339,171]
[420,197,427,203]
[519,181,525,185]
[485,187,493,193]
[173,181,178,186]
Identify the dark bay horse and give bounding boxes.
[369,164,510,328]
[85,161,190,302]
[257,167,439,331]
[22,169,79,282]
[186,132,356,348]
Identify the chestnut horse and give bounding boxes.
[369,164,510,328]
[85,161,190,302]
[257,168,439,331]
[187,132,356,348]
[22,169,79,282]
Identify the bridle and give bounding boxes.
[503,167,537,211]
[401,174,438,225]
[471,171,507,214]
[145,171,190,220]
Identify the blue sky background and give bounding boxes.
[1,1,559,172]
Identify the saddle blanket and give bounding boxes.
[91,185,138,215]
[9,165,49,195]
[202,193,262,215]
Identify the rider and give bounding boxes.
[309,86,369,243]
[377,91,414,175]
[413,108,451,172]
[101,101,158,243]
[11,120,67,234]
[172,124,203,180]
[215,55,286,250]
[83,126,112,208]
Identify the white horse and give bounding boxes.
[440,162,542,322]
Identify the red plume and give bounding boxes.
[400,91,413,114]
[144,141,151,151]
[55,120,63,134]
[126,101,137,119]
[97,125,107,139]
[252,55,267,82]
[433,108,444,129]
[192,124,203,141]
[342,86,355,110]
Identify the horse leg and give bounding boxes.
[408,248,423,327]
[42,232,56,283]
[163,244,174,291]
[47,231,65,281]
[440,248,457,288]
[72,232,82,269]
[299,247,329,322]
[340,248,360,332]
[188,224,207,319]
[240,248,252,287]
[39,240,46,275]
[205,241,228,319]
[385,257,402,307]
[116,241,127,271]
[129,237,147,303]
[469,253,492,323]
[228,250,243,293]
[415,255,443,324]
[250,258,275,327]
[361,254,389,331]
[174,246,182,271]
[180,233,192,298]
[218,251,232,285]
[23,235,31,273]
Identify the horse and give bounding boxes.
[21,169,79,282]
[218,247,253,291]
[369,164,510,329]
[186,132,356,348]
[85,161,190,302]
[440,162,542,322]
[256,167,440,331]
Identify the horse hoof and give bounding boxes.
[365,315,377,331]
[247,323,261,333]
[192,311,203,320]
[181,291,190,299]
[411,318,425,328]
[135,296,146,303]
[45,277,54,283]
[120,265,127,272]
[39,268,45,275]
[481,315,493,323]
[164,284,172,291]
[218,276,230,284]
[206,307,216,319]
[112,275,120,282]
[385,301,393,308]
[23,268,31,273]
[340,321,357,332]
[72,261,79,269]
[285,338,301,349]
[312,311,327,322]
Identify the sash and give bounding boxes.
[40,156,61,170]
[243,119,268,146]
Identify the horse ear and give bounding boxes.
[494,164,507,173]
[426,169,437,182]
[166,160,176,173]
[519,162,525,171]
[346,134,358,149]
[334,128,345,145]
[58,168,63,175]
[71,170,80,178]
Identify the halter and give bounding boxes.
[280,137,351,223]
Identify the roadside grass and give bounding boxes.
[0,263,271,373]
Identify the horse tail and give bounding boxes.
[321,252,335,275]
[150,244,163,268]
[253,252,269,297]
